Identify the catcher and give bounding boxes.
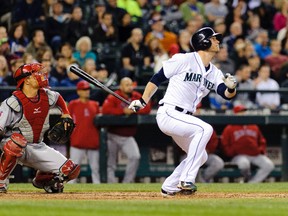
[0,63,80,193]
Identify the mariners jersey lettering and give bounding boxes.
[161,52,224,113]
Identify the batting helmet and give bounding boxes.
[14,63,48,89]
[191,27,223,51]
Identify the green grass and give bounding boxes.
[1,183,288,216]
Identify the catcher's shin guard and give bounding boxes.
[0,133,27,181]
[59,159,80,182]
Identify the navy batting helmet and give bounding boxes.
[191,27,223,51]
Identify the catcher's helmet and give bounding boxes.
[191,27,222,51]
[14,63,48,89]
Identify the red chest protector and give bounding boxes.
[13,89,49,143]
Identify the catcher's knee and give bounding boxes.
[3,133,27,157]
[59,159,80,181]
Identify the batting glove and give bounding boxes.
[128,98,147,112]
[223,73,237,89]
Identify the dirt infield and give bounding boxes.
[1,192,288,200]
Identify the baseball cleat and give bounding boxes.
[161,188,177,197]
[43,182,64,193]
[0,183,8,193]
[177,181,197,193]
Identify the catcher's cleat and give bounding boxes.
[177,181,197,194]
[0,183,8,193]
[43,182,64,193]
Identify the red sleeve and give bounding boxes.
[257,127,267,154]
[220,125,235,157]
[102,94,125,115]
[206,130,219,153]
[56,95,70,114]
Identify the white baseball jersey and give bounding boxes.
[160,52,225,113]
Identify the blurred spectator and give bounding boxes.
[144,12,178,52]
[82,58,98,79]
[72,36,97,67]
[213,18,227,37]
[68,80,101,184]
[8,22,29,58]
[3,58,25,86]
[247,54,261,80]
[232,64,257,109]
[117,0,150,26]
[0,54,9,101]
[50,53,68,83]
[106,0,127,26]
[0,25,13,61]
[222,21,243,54]
[120,28,152,83]
[253,29,272,59]
[0,54,9,86]
[118,13,136,43]
[59,65,82,102]
[35,46,54,65]
[229,36,248,70]
[59,42,75,65]
[204,0,228,26]
[184,19,199,36]
[22,52,36,64]
[88,0,106,35]
[273,0,288,32]
[264,39,288,84]
[91,12,119,44]
[156,0,184,33]
[66,6,89,46]
[198,129,224,183]
[147,37,169,73]
[102,77,151,183]
[213,45,235,75]
[176,30,193,53]
[45,1,71,54]
[62,0,77,14]
[224,0,248,31]
[12,0,45,33]
[0,1,12,31]
[26,29,52,60]
[254,64,280,110]
[246,14,265,43]
[221,105,275,183]
[179,0,206,23]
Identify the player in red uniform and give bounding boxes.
[68,80,101,183]
[102,77,151,183]
[220,105,275,183]
[0,63,80,193]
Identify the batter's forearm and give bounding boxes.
[224,88,237,99]
[142,82,158,103]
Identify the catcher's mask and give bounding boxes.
[14,63,49,89]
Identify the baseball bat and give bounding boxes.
[69,65,131,105]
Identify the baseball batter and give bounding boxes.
[129,27,237,196]
[0,63,80,193]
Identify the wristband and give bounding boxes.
[227,88,236,93]
[139,97,147,106]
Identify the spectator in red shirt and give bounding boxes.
[68,80,101,184]
[102,77,151,183]
[220,105,274,183]
[199,129,224,183]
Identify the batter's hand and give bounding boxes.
[223,73,237,89]
[128,98,147,112]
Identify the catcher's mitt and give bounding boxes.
[47,117,75,144]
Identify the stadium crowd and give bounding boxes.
[0,0,288,111]
[1,0,286,184]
